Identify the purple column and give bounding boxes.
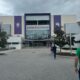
[14,16,22,34]
[54,15,61,33]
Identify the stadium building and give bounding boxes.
[0,13,78,48]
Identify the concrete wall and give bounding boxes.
[0,16,25,38]
[51,15,54,36]
[7,36,23,49]
[0,16,14,36]
[61,15,76,30]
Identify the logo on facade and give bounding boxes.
[16,22,20,28]
[55,22,60,27]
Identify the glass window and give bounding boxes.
[26,30,49,39]
[1,24,11,36]
[12,42,19,44]
[75,41,80,43]
[26,20,37,25]
[38,20,49,25]
[7,42,11,44]
[26,16,49,20]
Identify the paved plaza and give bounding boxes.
[0,47,78,80]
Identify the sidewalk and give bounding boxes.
[0,49,16,54]
[0,47,76,56]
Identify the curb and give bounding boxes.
[57,52,76,56]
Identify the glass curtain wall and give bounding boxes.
[26,29,49,40]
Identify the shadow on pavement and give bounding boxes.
[0,53,7,56]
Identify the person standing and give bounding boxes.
[75,47,80,80]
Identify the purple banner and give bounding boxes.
[14,16,22,34]
[54,15,61,33]
[0,23,1,32]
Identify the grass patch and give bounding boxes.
[57,52,76,56]
[62,48,77,50]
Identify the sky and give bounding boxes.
[0,0,80,20]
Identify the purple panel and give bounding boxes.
[0,23,1,32]
[54,15,61,33]
[14,16,22,34]
[0,24,1,32]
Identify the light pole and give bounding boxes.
[70,33,72,54]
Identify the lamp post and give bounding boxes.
[70,33,72,54]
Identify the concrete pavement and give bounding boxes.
[0,48,78,80]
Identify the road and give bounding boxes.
[0,47,78,80]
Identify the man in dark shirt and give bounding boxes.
[51,44,57,59]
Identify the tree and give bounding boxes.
[54,30,67,53]
[0,31,7,48]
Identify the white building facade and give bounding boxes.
[0,13,78,48]
[0,14,77,38]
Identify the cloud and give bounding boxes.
[0,0,14,15]
[0,0,80,17]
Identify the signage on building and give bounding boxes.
[14,16,22,34]
[54,15,61,33]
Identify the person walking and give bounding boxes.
[75,47,80,80]
[53,44,57,59]
[51,44,57,59]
